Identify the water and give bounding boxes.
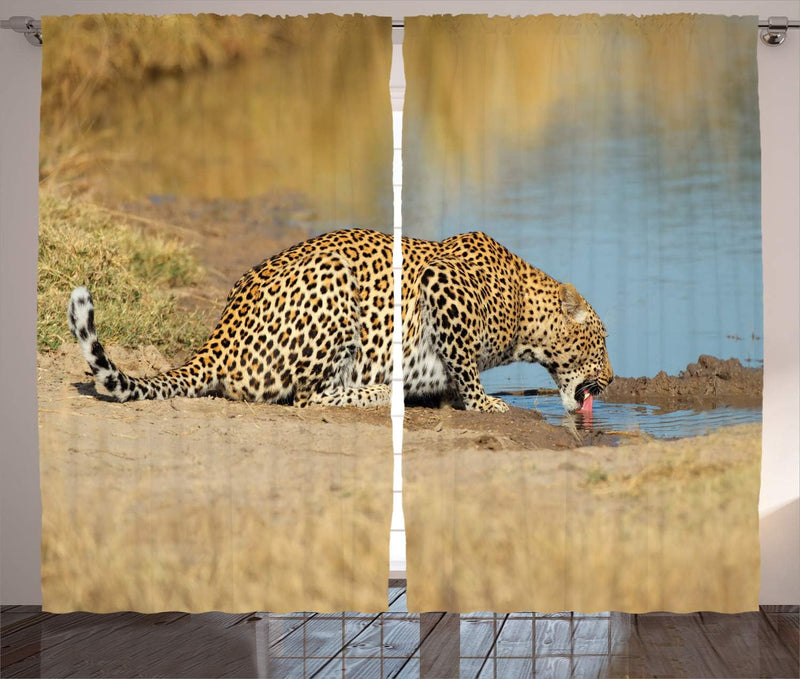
[501,394,761,440]
[414,132,763,384]
[401,19,763,384]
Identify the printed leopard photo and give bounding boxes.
[69,229,611,414]
[36,13,763,615]
[37,14,400,613]
[399,15,763,612]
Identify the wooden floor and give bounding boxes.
[2,582,798,678]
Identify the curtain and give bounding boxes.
[402,14,762,613]
[38,14,394,613]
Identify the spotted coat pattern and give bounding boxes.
[68,229,611,411]
[401,231,613,412]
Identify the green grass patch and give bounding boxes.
[586,466,609,485]
[38,193,209,354]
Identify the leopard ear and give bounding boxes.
[559,282,588,324]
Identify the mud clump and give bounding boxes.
[602,355,762,408]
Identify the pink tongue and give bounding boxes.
[577,394,593,413]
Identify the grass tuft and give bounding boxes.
[38,193,209,354]
[586,466,609,485]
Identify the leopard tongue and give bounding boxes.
[577,394,593,413]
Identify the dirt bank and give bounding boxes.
[602,355,762,409]
[41,345,762,458]
[40,344,612,452]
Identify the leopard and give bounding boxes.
[69,228,612,412]
[401,230,613,413]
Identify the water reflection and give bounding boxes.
[502,393,762,439]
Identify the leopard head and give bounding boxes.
[515,279,613,413]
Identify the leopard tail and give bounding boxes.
[67,287,215,401]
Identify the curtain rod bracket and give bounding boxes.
[2,16,799,49]
[760,16,789,45]
[0,16,42,46]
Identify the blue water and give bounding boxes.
[501,394,761,439]
[404,130,762,390]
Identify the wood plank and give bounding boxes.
[495,617,533,656]
[388,586,407,610]
[460,615,503,658]
[491,657,533,678]
[620,611,763,679]
[534,617,572,656]
[0,606,42,619]
[5,611,261,679]
[271,616,364,659]
[338,656,408,679]
[344,616,419,658]
[475,616,509,679]
[2,611,121,675]
[256,614,309,651]
[263,655,331,678]
[2,602,798,678]
[758,609,800,678]
[761,605,800,614]
[1,611,54,637]
[392,656,420,678]
[761,610,800,655]
[420,612,459,678]
[266,585,406,658]
[460,657,486,678]
[262,586,410,677]
[573,655,612,678]
[606,612,633,678]
[572,616,611,654]
[696,611,761,677]
[387,589,409,614]
[534,656,571,676]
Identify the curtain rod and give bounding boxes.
[2,15,799,47]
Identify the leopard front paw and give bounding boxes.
[466,395,509,412]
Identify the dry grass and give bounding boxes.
[38,391,393,614]
[403,423,761,614]
[38,193,208,353]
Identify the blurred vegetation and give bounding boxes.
[38,193,207,353]
[39,14,393,221]
[404,423,761,613]
[42,14,280,103]
[40,14,282,192]
[404,14,759,189]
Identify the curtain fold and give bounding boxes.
[38,13,394,614]
[402,14,762,614]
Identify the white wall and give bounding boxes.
[1,0,797,606]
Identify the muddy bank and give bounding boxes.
[602,355,762,409]
[404,405,617,450]
[44,344,760,456]
[42,344,610,451]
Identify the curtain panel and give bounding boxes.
[37,11,763,617]
[401,14,762,613]
[38,13,394,614]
